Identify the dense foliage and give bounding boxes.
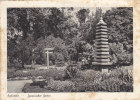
[7,7,133,67]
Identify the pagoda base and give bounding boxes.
[92,62,112,65]
[92,62,113,73]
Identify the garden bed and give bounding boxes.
[22,66,133,92]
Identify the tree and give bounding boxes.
[7,7,133,67]
[104,7,133,43]
[7,8,38,68]
[76,9,90,25]
[104,7,133,65]
[36,35,69,64]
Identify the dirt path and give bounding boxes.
[7,80,32,93]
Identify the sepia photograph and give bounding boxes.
[7,7,133,93]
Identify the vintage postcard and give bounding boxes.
[0,0,140,100]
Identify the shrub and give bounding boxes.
[72,70,102,92]
[76,70,100,81]
[72,78,101,92]
[109,42,133,66]
[47,79,75,92]
[71,67,133,92]
[64,64,78,79]
[100,77,123,92]
[99,67,133,92]
[7,67,16,78]
[110,67,133,83]
[55,62,65,67]
[80,64,91,70]
[54,52,65,63]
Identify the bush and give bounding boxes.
[64,64,78,79]
[47,79,75,92]
[55,62,65,67]
[100,78,123,92]
[80,64,91,70]
[109,42,133,66]
[71,67,133,92]
[72,78,102,92]
[72,70,102,92]
[54,52,65,63]
[76,70,100,81]
[7,67,16,79]
[110,67,133,83]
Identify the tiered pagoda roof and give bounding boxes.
[92,17,112,66]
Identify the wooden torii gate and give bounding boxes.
[44,48,54,67]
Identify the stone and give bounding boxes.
[32,76,47,88]
[102,68,109,73]
[21,77,28,80]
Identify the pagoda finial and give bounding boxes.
[99,7,102,20]
[97,7,106,25]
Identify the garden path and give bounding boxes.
[7,80,32,93]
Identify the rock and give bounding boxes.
[21,77,28,80]
[32,76,47,88]
[22,70,28,73]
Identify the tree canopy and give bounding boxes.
[7,7,133,67]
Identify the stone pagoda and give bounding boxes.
[93,16,112,71]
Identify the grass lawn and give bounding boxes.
[7,65,66,80]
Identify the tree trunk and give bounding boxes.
[21,62,24,68]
